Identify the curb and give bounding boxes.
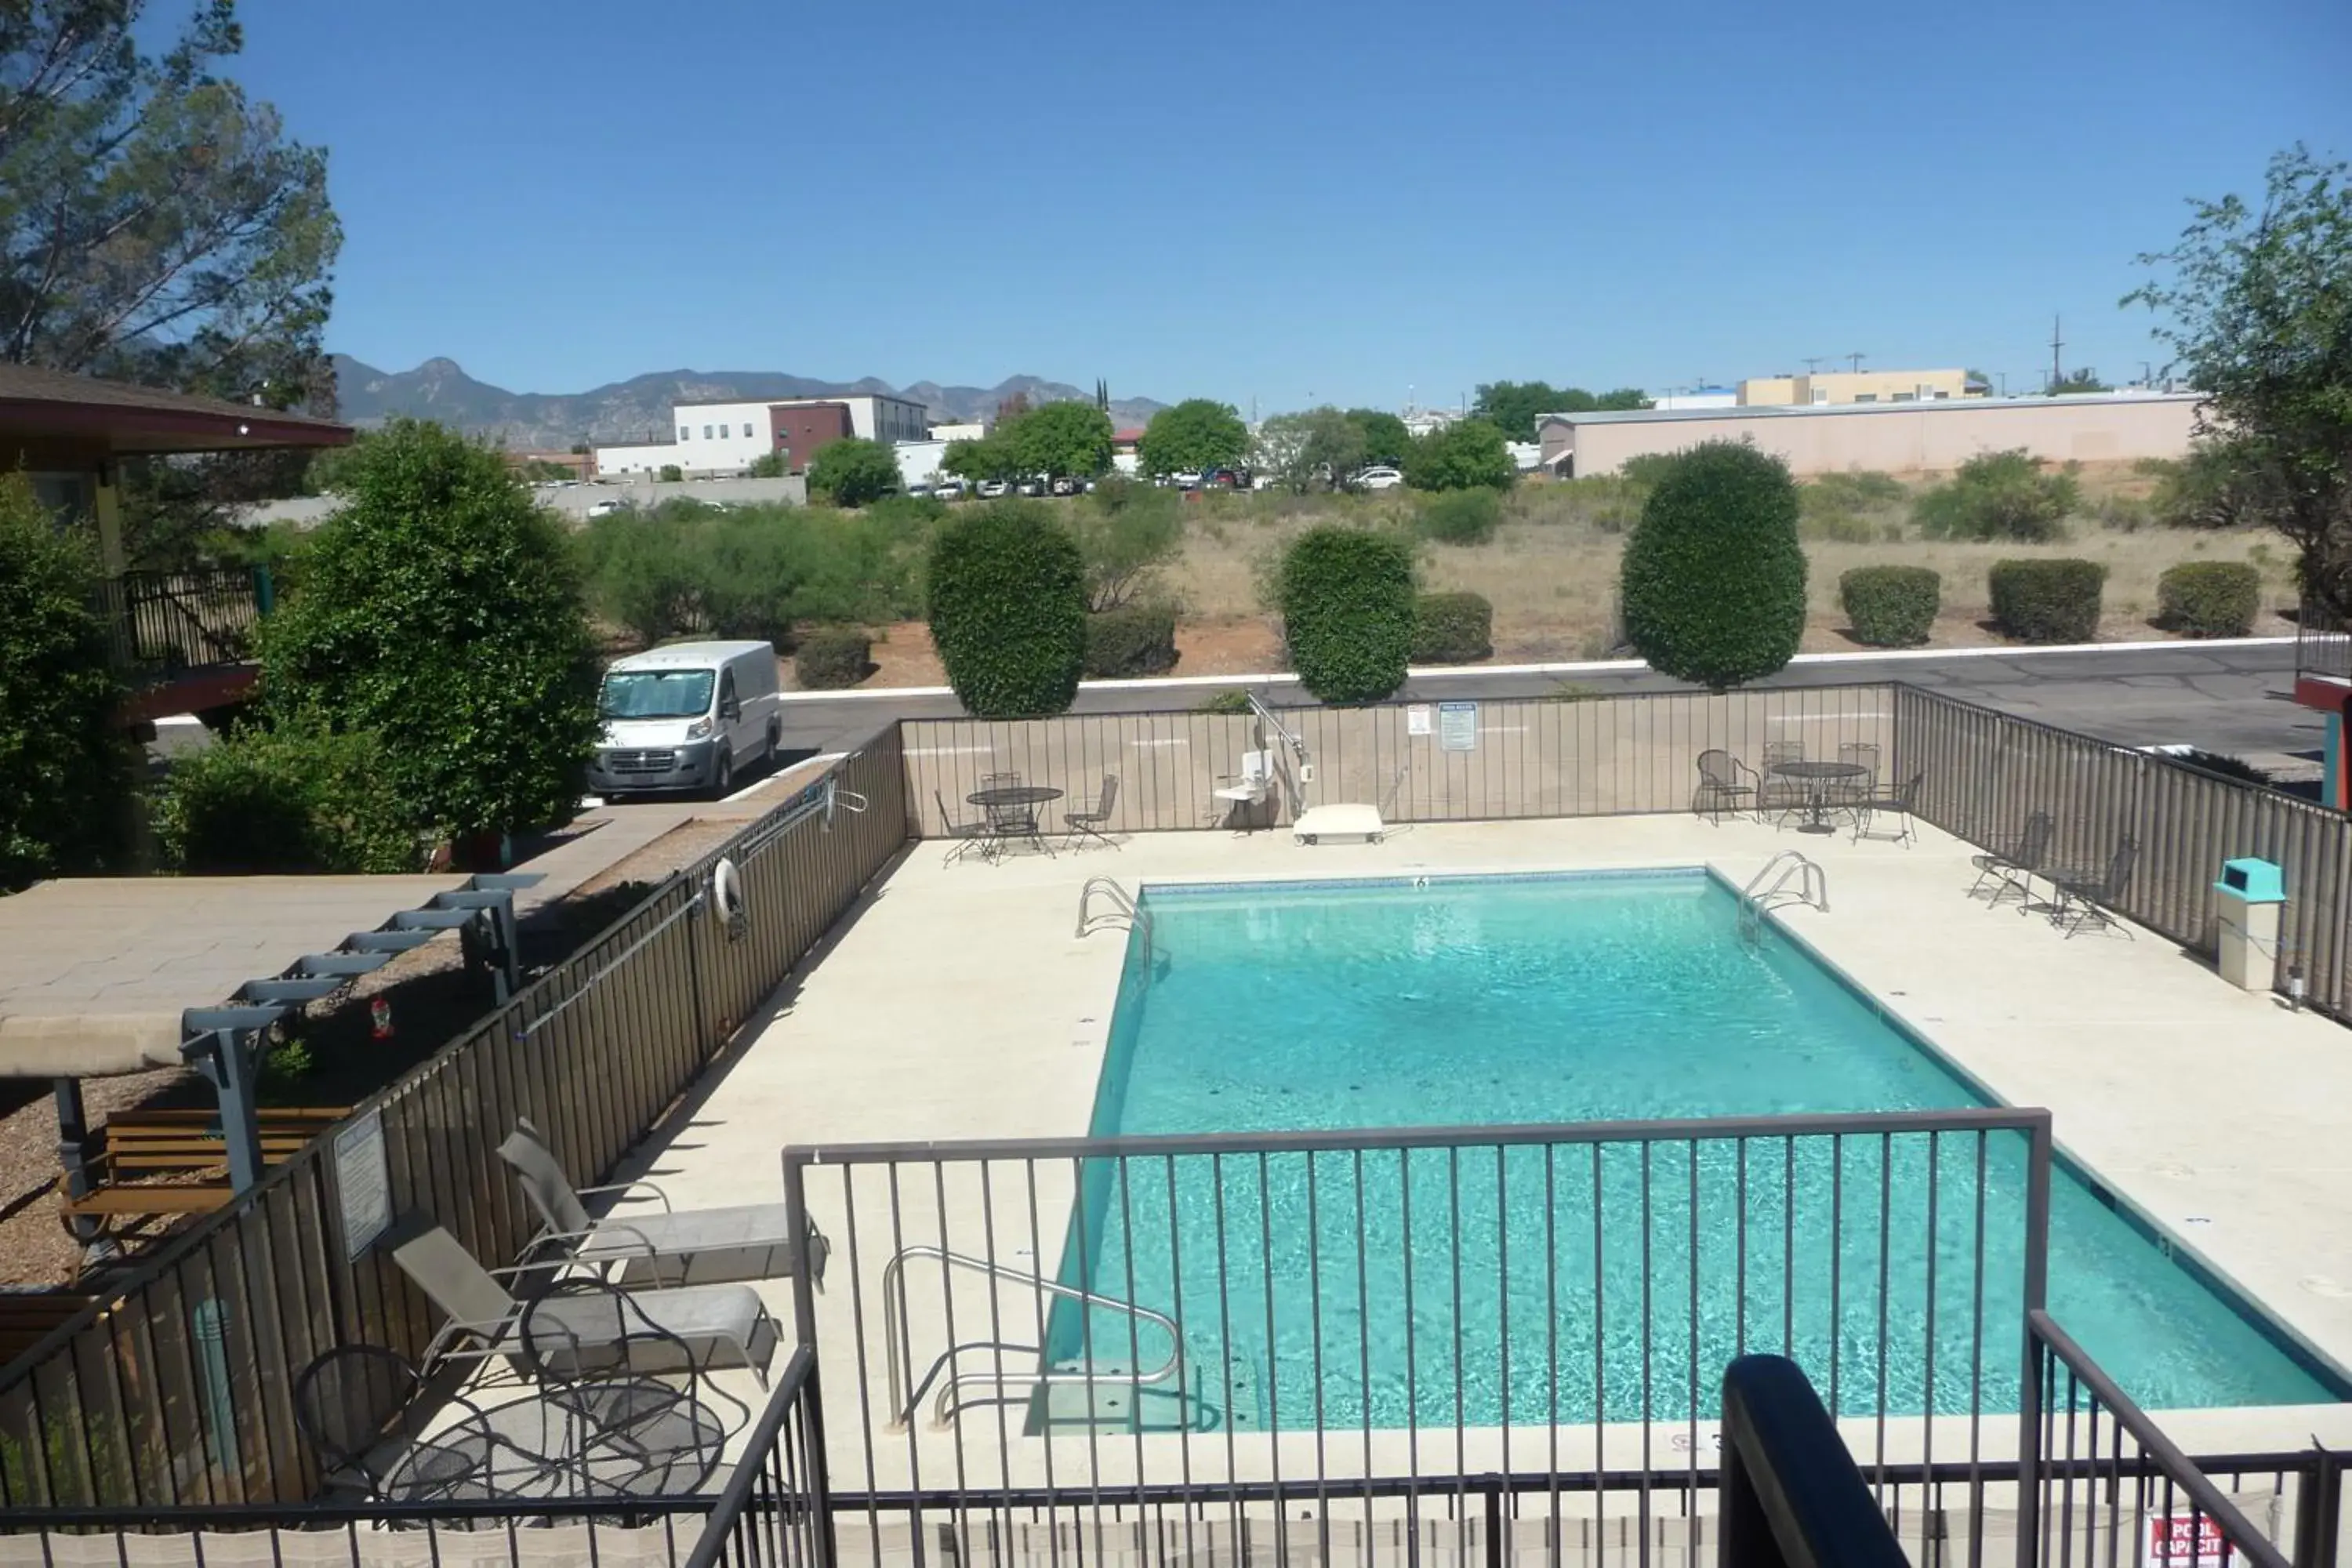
[774,635,2297,704]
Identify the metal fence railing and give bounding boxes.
[775,1109,2057,1568]
[89,567,269,675]
[1894,684,2352,1021]
[2297,603,2352,685]
[0,733,909,1511]
[902,686,1899,837]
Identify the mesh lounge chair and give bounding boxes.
[498,1120,827,1289]
[1063,774,1120,850]
[2050,838,2138,939]
[390,1220,779,1386]
[1850,771,1923,847]
[1970,812,2053,906]
[936,789,995,865]
[1692,750,1759,823]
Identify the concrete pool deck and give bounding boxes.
[604,812,2352,1478]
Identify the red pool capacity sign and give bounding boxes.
[2151,1515,2231,1568]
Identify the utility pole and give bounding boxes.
[1802,357,1826,377]
[2049,315,2064,393]
[1846,352,1866,374]
[1998,372,2009,397]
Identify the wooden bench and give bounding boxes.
[57,1107,350,1220]
[0,1294,94,1367]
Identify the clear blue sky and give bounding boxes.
[238,0,2350,411]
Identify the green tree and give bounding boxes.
[807,437,902,506]
[1279,527,1417,704]
[1404,418,1515,491]
[154,723,416,873]
[1137,398,1249,477]
[745,450,788,477]
[0,2,342,564]
[943,436,1021,484]
[1471,382,1599,441]
[1004,399,1114,479]
[1073,479,1183,609]
[0,475,131,889]
[1620,441,1807,690]
[1593,388,1651,411]
[1345,408,1411,466]
[2047,368,2109,395]
[927,502,1087,717]
[1913,449,2078,541]
[2128,146,2352,619]
[1255,407,1367,492]
[262,420,601,844]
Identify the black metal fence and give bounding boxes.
[0,735,909,1511]
[2297,604,2352,686]
[89,568,269,674]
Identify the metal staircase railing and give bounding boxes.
[1739,851,1829,943]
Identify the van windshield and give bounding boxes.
[600,669,714,720]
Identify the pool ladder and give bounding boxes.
[1740,851,1829,944]
[880,1244,1183,1430]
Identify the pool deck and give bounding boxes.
[608,812,2352,1479]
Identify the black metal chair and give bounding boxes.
[292,1343,506,1503]
[1850,771,1923,847]
[935,790,995,865]
[2051,838,2139,938]
[1759,739,1808,824]
[1064,774,1120,850]
[1692,750,1759,823]
[1828,742,1882,813]
[518,1276,745,1497]
[1970,811,2054,906]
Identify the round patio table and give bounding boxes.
[966,786,1063,809]
[967,785,1065,858]
[1768,760,1867,834]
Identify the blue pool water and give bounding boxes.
[1051,869,2342,1428]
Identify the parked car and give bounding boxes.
[1354,466,1406,491]
[586,498,626,517]
[935,477,968,499]
[1174,471,1203,490]
[1016,478,1045,496]
[588,641,782,801]
[1050,475,1091,496]
[977,479,1012,499]
[1203,468,1247,490]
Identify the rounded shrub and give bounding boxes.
[1838,566,1940,648]
[1414,488,1501,545]
[1083,602,1179,678]
[2156,561,2260,638]
[154,724,419,874]
[1279,526,1416,704]
[925,501,1087,717]
[1411,592,1494,664]
[1987,558,2107,644]
[793,626,873,689]
[1619,441,1806,690]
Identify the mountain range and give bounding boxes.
[328,355,1168,448]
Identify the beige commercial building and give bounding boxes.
[1739,368,1975,406]
[1537,391,2201,478]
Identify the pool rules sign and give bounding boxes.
[2151,1515,2230,1568]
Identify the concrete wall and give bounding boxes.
[1551,394,2201,477]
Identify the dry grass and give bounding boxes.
[1158,466,2299,659]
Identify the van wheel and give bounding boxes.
[709,749,734,800]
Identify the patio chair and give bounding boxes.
[2050,838,2139,939]
[1759,739,1809,823]
[390,1220,779,1386]
[1969,812,2053,906]
[1213,750,1273,817]
[1064,774,1120,850]
[498,1119,827,1289]
[517,1277,743,1496]
[935,789,995,865]
[1692,750,1759,823]
[1829,742,1882,811]
[1850,771,1923,847]
[293,1343,517,1503]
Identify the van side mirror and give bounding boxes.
[722,699,742,720]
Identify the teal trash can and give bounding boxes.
[2213,857,2285,992]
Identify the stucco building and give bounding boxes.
[593,393,928,477]
[1537,392,2201,479]
[1739,368,1976,406]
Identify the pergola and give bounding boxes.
[0,873,536,1235]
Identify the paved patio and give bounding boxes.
[601,811,2352,1480]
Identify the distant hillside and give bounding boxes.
[330,356,1167,448]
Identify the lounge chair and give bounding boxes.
[390,1220,779,1386]
[2049,838,2138,939]
[935,789,995,865]
[1969,812,2053,906]
[1063,774,1120,850]
[1850,771,1922,846]
[1692,750,1759,823]
[498,1119,826,1288]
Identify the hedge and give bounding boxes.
[1279,527,1416,703]
[154,724,419,874]
[1620,441,1806,690]
[1988,558,2107,644]
[1414,488,1501,544]
[1412,592,1494,663]
[793,626,872,689]
[2157,561,2260,638]
[925,502,1087,717]
[1838,566,1940,647]
[1083,603,1179,678]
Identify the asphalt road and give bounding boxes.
[771,641,2321,767]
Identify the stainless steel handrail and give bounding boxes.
[1740,851,1828,942]
[879,1243,1183,1430]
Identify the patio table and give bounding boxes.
[968,785,1063,857]
[1768,760,1868,834]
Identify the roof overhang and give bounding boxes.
[0,397,353,456]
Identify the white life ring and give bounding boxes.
[711,856,747,938]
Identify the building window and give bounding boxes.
[678,426,689,441]
[1853,394,1879,405]
[703,425,713,439]
[1933,390,1951,400]
[1891,392,1916,403]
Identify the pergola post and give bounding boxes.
[181,1007,284,1196]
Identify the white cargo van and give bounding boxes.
[589,640,782,798]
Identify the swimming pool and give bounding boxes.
[1048,869,2342,1429]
